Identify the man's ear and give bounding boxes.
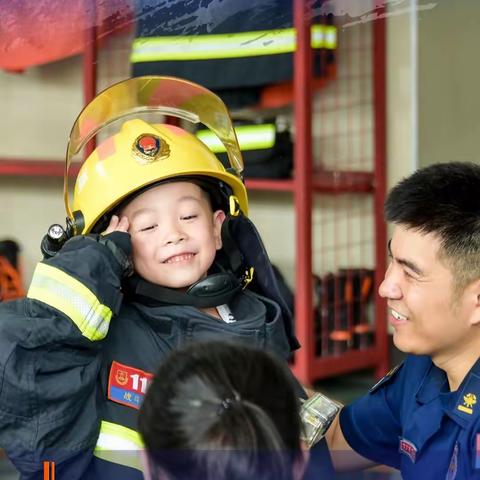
[467,279,480,326]
[213,209,226,250]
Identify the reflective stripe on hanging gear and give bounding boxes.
[322,25,337,50]
[197,124,276,152]
[94,420,144,472]
[199,119,293,180]
[131,25,338,63]
[27,262,112,341]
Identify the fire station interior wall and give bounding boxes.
[417,0,480,169]
[0,58,82,284]
[0,7,415,288]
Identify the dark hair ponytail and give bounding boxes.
[138,341,302,480]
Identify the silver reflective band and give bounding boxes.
[299,392,341,448]
[94,421,144,471]
[131,25,338,63]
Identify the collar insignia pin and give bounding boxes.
[457,392,476,415]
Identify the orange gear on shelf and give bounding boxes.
[0,256,24,301]
[329,330,353,342]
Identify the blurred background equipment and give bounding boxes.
[315,269,375,356]
[0,239,24,301]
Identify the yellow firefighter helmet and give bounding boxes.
[65,76,247,234]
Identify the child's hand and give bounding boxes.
[103,215,130,235]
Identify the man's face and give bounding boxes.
[122,181,225,289]
[379,225,476,361]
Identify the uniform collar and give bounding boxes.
[416,356,480,428]
[448,357,480,427]
[415,359,449,405]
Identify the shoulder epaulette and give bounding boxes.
[369,362,404,394]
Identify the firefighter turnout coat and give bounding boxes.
[0,232,295,479]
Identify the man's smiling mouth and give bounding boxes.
[391,309,408,321]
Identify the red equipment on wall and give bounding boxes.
[0,240,24,301]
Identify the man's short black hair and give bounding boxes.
[385,161,480,289]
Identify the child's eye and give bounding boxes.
[181,214,198,221]
[139,224,157,232]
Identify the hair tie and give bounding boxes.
[217,392,241,416]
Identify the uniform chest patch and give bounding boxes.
[475,434,480,469]
[108,361,154,410]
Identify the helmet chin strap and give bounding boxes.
[126,269,243,308]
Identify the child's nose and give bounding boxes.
[164,226,186,245]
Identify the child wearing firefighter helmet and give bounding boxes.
[0,77,335,479]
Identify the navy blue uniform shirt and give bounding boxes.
[340,354,480,479]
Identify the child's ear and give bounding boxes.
[213,210,226,250]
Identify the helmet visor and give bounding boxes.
[65,76,243,218]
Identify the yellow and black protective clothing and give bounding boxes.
[0,231,305,478]
[131,0,337,108]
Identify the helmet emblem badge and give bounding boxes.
[132,134,170,165]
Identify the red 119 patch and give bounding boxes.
[108,361,154,410]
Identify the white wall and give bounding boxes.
[0,58,82,160]
[387,0,418,186]
[417,0,480,167]
[0,58,83,282]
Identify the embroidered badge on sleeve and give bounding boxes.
[399,438,417,463]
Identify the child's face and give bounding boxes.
[122,181,225,288]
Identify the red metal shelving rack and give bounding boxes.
[0,0,389,386]
[247,0,389,385]
[287,0,388,384]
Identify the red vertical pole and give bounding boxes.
[292,0,313,385]
[372,11,389,378]
[83,0,97,159]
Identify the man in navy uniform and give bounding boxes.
[325,162,480,479]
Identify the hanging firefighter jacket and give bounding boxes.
[196,121,294,179]
[130,0,337,108]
